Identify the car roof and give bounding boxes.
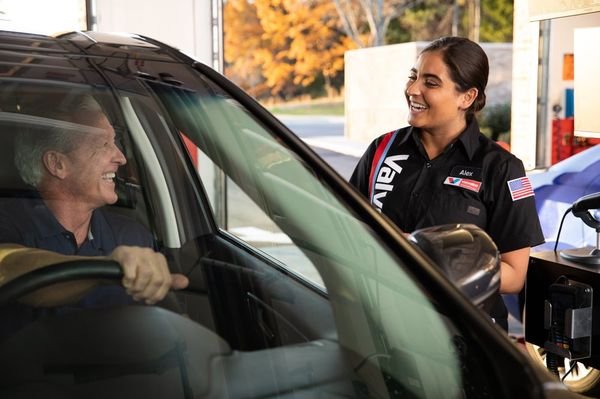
[0,30,187,63]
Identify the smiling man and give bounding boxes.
[0,95,188,309]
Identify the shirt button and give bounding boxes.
[412,192,420,198]
[426,162,432,168]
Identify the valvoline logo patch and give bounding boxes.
[444,176,482,193]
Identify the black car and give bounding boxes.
[0,30,578,398]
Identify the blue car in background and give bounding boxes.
[530,145,600,251]
[506,145,600,322]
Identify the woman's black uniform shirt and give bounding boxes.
[350,119,544,254]
[350,120,545,330]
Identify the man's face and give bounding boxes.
[61,113,126,209]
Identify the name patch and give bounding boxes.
[444,177,482,193]
[450,166,482,180]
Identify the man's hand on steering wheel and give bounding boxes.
[110,246,189,305]
[0,244,189,307]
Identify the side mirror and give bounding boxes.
[409,224,500,314]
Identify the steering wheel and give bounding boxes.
[0,260,184,313]
[0,260,122,306]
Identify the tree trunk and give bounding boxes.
[452,0,459,36]
[467,0,480,42]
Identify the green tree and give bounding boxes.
[398,0,454,41]
[385,0,512,43]
[479,0,513,42]
[479,103,511,141]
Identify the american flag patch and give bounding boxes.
[507,177,534,201]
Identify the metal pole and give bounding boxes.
[473,0,480,42]
[211,0,227,228]
[452,0,459,36]
[536,20,551,168]
[85,0,96,31]
[211,0,224,73]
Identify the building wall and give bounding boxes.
[95,0,214,66]
[344,42,423,142]
[510,0,540,170]
[344,42,513,143]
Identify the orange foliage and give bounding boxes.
[224,0,355,98]
[224,0,267,97]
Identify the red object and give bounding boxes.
[180,132,199,168]
[496,141,510,152]
[368,129,397,200]
[551,118,600,164]
[552,118,574,164]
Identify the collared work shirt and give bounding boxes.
[0,197,154,256]
[0,197,155,339]
[351,121,545,331]
[350,120,545,253]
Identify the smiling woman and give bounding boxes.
[350,36,545,331]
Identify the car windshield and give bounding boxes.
[0,59,499,398]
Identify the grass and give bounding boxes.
[267,101,344,116]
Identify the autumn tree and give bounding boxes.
[224,0,354,99]
[224,0,513,100]
[224,0,269,98]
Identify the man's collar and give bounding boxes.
[30,199,67,240]
[31,198,99,245]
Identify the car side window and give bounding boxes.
[191,142,325,287]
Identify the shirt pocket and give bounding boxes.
[428,186,487,229]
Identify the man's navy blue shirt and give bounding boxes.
[0,197,155,339]
[0,197,154,256]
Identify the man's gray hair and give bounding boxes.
[14,95,105,188]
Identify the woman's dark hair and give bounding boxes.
[421,36,489,121]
